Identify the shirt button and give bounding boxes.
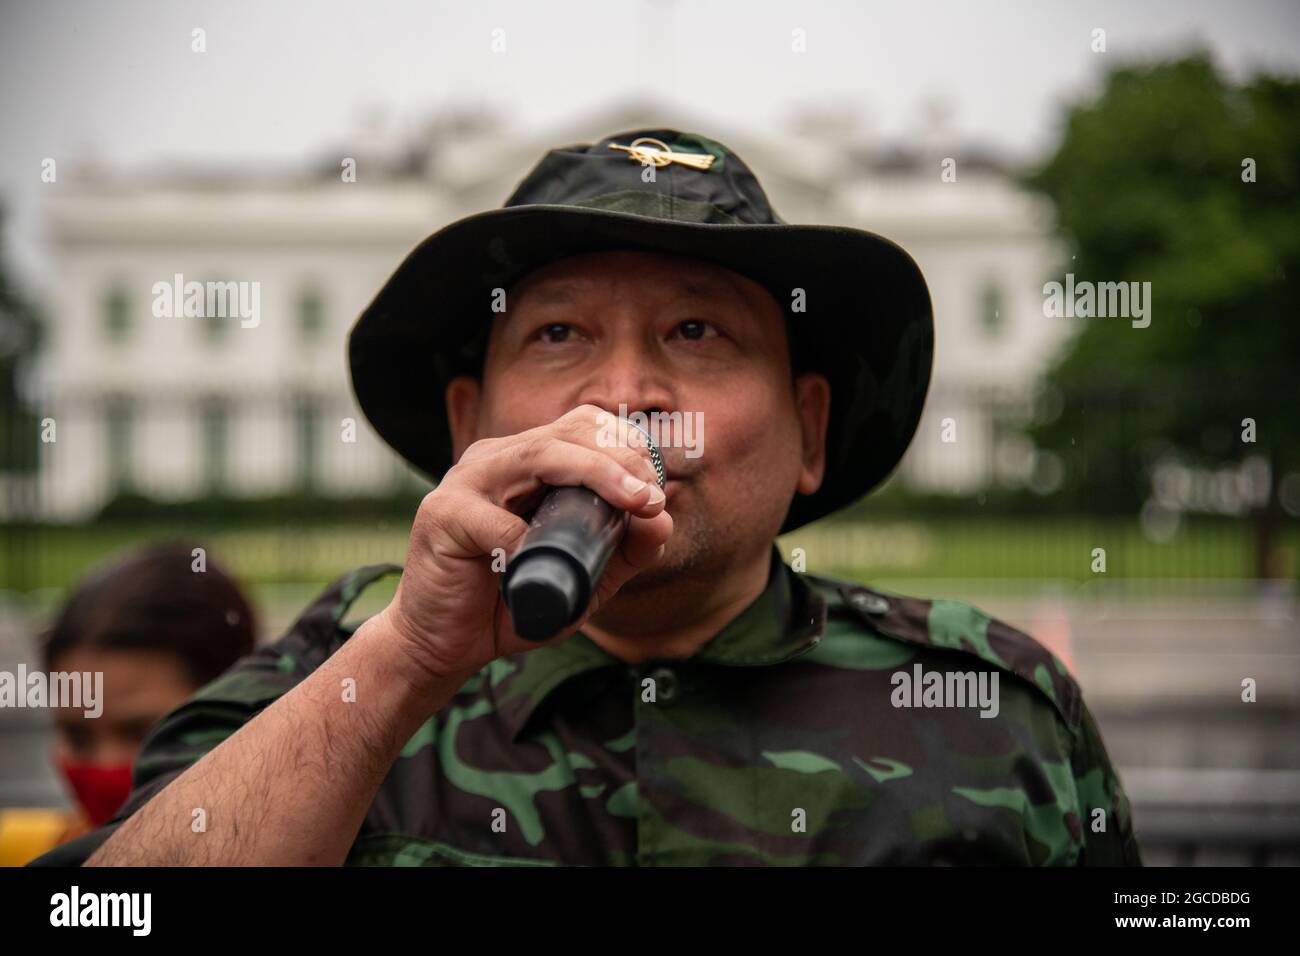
[851,592,890,615]
[647,666,679,703]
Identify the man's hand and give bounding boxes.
[83,405,669,866]
[378,404,674,683]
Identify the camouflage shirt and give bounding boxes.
[32,547,1142,866]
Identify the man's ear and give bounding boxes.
[445,376,483,462]
[793,372,831,496]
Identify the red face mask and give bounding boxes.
[56,754,134,826]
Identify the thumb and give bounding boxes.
[584,510,674,617]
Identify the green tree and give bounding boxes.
[1025,53,1299,578]
[0,207,44,478]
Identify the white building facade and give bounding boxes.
[29,105,1069,520]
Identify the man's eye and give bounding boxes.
[674,320,719,341]
[538,323,572,343]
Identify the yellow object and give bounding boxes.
[607,137,716,170]
[0,807,81,866]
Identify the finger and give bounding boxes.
[620,511,674,568]
[463,435,667,518]
[416,491,529,561]
[585,510,674,612]
[456,434,508,465]
[458,406,662,487]
[496,509,672,655]
[553,405,663,486]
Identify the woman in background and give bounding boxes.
[0,541,256,864]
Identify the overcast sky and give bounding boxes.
[2,0,1298,287]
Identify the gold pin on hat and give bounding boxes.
[608,137,716,170]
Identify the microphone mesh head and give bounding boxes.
[624,417,665,489]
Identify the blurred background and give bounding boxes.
[1,0,1297,864]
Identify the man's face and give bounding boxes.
[51,647,197,767]
[446,249,830,591]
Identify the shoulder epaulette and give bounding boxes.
[807,574,1083,732]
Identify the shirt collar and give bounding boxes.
[498,546,827,741]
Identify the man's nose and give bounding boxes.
[575,339,674,419]
[81,736,137,768]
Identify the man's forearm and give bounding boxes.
[86,612,467,866]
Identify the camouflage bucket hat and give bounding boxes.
[348,127,934,533]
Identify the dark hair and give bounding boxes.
[40,540,257,688]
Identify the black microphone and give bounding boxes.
[502,417,665,642]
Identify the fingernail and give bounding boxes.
[646,484,665,506]
[622,473,647,494]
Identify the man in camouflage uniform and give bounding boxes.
[33,129,1141,866]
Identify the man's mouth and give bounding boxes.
[662,470,693,499]
[654,451,696,498]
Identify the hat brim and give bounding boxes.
[348,204,933,533]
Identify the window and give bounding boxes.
[299,287,325,343]
[201,398,228,493]
[104,286,130,344]
[106,395,133,493]
[979,281,1004,340]
[296,396,319,491]
[202,277,232,346]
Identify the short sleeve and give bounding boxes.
[1071,704,1143,865]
